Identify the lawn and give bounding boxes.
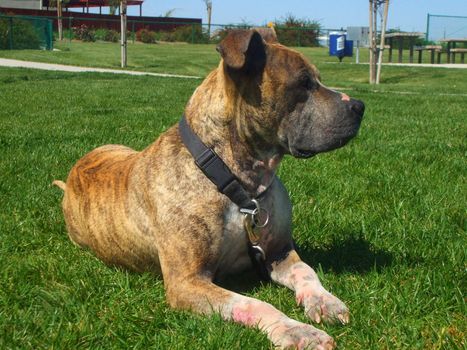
[0,42,465,349]
[0,40,463,80]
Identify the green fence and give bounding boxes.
[0,14,320,47]
[0,13,322,49]
[60,17,321,47]
[426,13,467,42]
[0,15,53,50]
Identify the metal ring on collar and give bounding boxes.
[251,199,269,228]
[251,244,266,261]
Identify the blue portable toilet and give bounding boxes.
[329,32,353,62]
[329,33,346,60]
[344,40,353,57]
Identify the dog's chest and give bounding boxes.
[217,178,293,277]
[218,204,252,275]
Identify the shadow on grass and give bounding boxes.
[297,235,394,274]
[217,236,394,293]
[380,72,413,84]
[217,267,264,294]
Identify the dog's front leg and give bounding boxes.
[270,250,349,325]
[165,276,335,350]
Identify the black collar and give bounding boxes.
[179,115,257,211]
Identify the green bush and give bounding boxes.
[0,17,41,49]
[155,30,172,42]
[72,24,95,42]
[153,25,209,44]
[274,14,321,47]
[171,24,209,44]
[206,15,321,47]
[94,28,119,42]
[136,28,156,44]
[94,28,106,41]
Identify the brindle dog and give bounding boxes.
[54,29,364,349]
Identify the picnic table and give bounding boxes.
[439,38,467,63]
[385,32,425,63]
[414,45,442,64]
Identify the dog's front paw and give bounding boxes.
[298,289,349,325]
[270,320,336,350]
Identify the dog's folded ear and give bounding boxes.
[254,27,278,44]
[216,29,266,73]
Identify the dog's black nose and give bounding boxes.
[350,99,365,119]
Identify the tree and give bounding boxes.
[162,8,177,17]
[48,0,70,41]
[369,0,389,84]
[108,0,119,15]
[105,0,127,67]
[203,0,212,38]
[376,0,389,84]
[120,0,127,67]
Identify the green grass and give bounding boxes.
[0,41,220,77]
[0,41,463,79]
[0,42,466,349]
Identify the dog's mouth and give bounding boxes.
[289,133,357,159]
[283,120,361,159]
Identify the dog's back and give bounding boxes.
[57,144,155,270]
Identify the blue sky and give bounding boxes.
[126,0,467,32]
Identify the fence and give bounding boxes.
[0,14,53,50]
[426,14,467,42]
[0,13,321,48]
[59,17,320,47]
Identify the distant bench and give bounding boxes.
[385,32,425,63]
[414,45,443,64]
[450,48,467,64]
[440,38,467,63]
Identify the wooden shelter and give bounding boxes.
[43,0,144,16]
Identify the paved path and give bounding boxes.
[1,58,465,82]
[325,61,467,69]
[0,58,201,79]
[383,62,467,69]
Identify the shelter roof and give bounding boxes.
[43,0,143,8]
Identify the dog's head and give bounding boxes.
[217,29,364,159]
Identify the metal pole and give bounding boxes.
[368,0,375,84]
[356,40,360,64]
[68,16,72,44]
[8,17,13,50]
[120,0,127,68]
[425,13,430,42]
[48,20,53,50]
[191,23,195,44]
[376,0,389,84]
